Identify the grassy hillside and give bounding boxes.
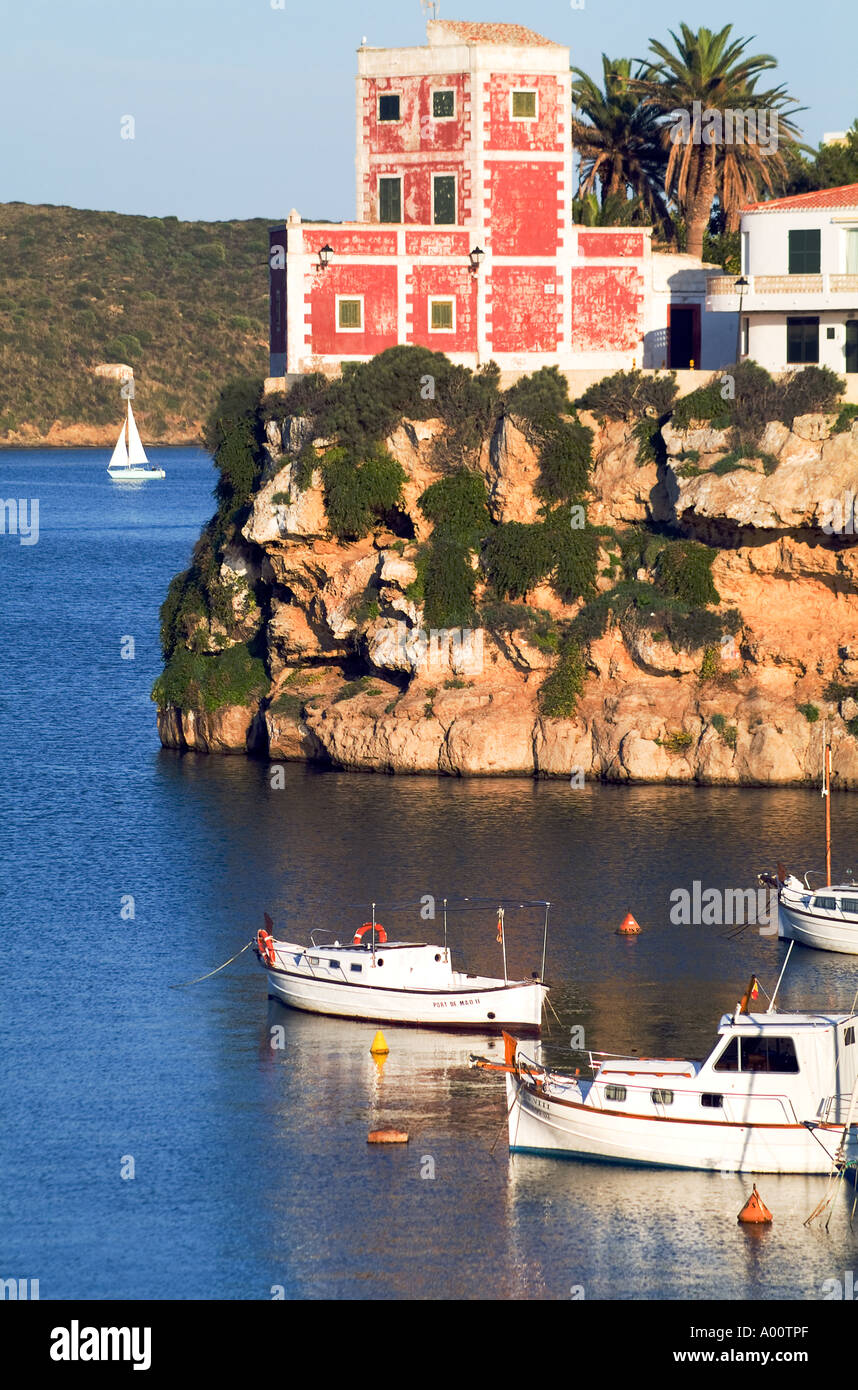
[0,203,272,443]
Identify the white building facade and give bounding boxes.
[706,184,858,376]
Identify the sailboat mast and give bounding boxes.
[824,725,832,887]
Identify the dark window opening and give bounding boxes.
[433,175,456,225]
[846,321,858,375]
[714,1038,740,1072]
[786,317,819,364]
[845,1026,855,1046]
[379,178,401,224]
[378,94,400,122]
[433,89,454,119]
[788,228,821,275]
[605,1084,627,1102]
[701,1093,723,1108]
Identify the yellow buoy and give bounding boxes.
[370,1030,389,1055]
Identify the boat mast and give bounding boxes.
[540,901,550,981]
[443,897,447,959]
[823,723,832,886]
[498,906,508,984]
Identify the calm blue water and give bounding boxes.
[1,447,857,1300]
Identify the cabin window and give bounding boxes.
[841,899,858,915]
[741,1036,799,1074]
[429,297,455,331]
[845,1026,855,1046]
[812,896,837,911]
[308,956,319,966]
[337,297,363,331]
[433,174,456,225]
[379,177,402,224]
[605,1084,626,1102]
[328,961,338,969]
[701,1093,723,1108]
[432,89,455,119]
[350,963,362,973]
[651,1089,674,1105]
[378,94,400,122]
[511,90,537,120]
[788,228,820,274]
[714,1039,740,1072]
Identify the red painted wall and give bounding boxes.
[487,161,561,256]
[308,264,399,356]
[490,266,561,352]
[306,227,397,256]
[569,267,643,351]
[578,231,645,259]
[364,74,469,154]
[405,230,472,257]
[407,265,477,353]
[369,163,466,225]
[484,73,563,152]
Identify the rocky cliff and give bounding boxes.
[154,358,858,787]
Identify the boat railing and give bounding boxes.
[820,1093,858,1125]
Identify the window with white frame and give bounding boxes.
[379,176,402,224]
[432,88,455,119]
[336,297,364,332]
[432,174,456,225]
[378,93,400,122]
[428,297,455,332]
[511,89,537,120]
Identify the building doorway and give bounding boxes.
[668,305,700,368]
[847,320,858,374]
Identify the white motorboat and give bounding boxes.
[107,401,165,480]
[759,726,858,954]
[254,905,548,1033]
[475,976,858,1174]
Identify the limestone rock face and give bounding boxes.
[479,414,543,523]
[157,403,858,785]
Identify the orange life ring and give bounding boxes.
[353,922,387,946]
[256,929,276,968]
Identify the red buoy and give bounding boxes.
[617,912,642,936]
[738,1185,773,1224]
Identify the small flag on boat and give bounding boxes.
[496,908,504,944]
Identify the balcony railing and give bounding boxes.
[708,273,858,295]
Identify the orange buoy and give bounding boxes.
[738,1185,773,1224]
[367,1129,409,1144]
[617,912,642,936]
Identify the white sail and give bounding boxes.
[108,420,128,470]
[126,402,149,465]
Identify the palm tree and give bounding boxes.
[629,25,803,257]
[570,56,670,233]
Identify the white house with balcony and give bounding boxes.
[706,184,858,376]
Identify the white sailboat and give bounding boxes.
[107,401,165,480]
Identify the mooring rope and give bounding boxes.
[170,939,254,988]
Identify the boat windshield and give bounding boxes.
[713,1036,800,1073]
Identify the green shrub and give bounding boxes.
[660,730,693,752]
[723,724,738,749]
[503,365,570,425]
[537,417,593,500]
[823,679,858,703]
[204,376,266,513]
[655,539,720,607]
[270,691,305,718]
[418,469,490,547]
[482,522,554,599]
[847,716,858,739]
[539,641,586,718]
[777,365,845,426]
[320,444,406,538]
[797,702,820,723]
[152,642,269,712]
[832,403,858,434]
[271,492,290,505]
[700,645,720,679]
[671,378,733,430]
[422,537,477,628]
[576,369,677,421]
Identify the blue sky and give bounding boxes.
[1,0,855,223]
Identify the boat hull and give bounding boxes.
[264,964,545,1032]
[779,901,858,955]
[506,1074,856,1174]
[108,466,165,481]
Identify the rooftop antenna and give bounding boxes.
[421,0,440,20]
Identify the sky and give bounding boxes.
[1,0,856,224]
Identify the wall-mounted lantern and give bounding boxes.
[318,244,334,270]
[468,245,485,273]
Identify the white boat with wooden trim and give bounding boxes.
[474,977,858,1173]
[107,401,165,480]
[759,724,858,954]
[254,905,548,1033]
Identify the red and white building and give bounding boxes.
[269,20,736,378]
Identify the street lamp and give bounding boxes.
[469,245,485,273]
[318,244,334,270]
[735,275,749,362]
